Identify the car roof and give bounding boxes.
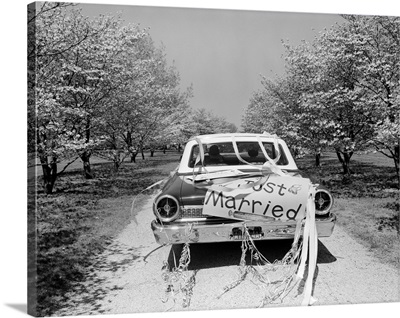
[179,132,299,173]
[188,132,283,142]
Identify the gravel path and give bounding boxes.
[54,196,399,316]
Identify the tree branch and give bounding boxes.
[57,156,80,176]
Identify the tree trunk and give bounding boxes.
[315,153,321,167]
[113,151,121,172]
[336,150,353,179]
[343,152,353,174]
[292,147,299,158]
[79,151,93,179]
[394,144,399,189]
[125,132,137,163]
[150,149,155,157]
[140,144,145,160]
[80,116,94,179]
[40,155,57,194]
[163,146,166,154]
[130,152,137,163]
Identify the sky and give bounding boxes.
[78,3,343,128]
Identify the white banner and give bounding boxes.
[202,175,311,221]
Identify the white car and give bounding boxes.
[151,133,336,244]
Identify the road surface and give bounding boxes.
[54,195,399,316]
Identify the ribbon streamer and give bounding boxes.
[297,185,318,306]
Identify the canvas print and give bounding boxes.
[27,1,400,317]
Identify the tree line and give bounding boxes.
[28,3,237,194]
[242,15,399,185]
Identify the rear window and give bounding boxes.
[188,141,289,168]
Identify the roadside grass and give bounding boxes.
[333,197,399,264]
[33,152,181,316]
[296,153,399,267]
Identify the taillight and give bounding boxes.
[314,189,333,216]
[154,195,180,222]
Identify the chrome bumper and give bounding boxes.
[151,213,336,245]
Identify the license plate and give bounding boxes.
[230,226,264,240]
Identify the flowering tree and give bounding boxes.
[340,15,400,183]
[53,14,148,178]
[242,74,322,163]
[29,3,187,190]
[116,44,193,161]
[245,15,399,182]
[297,15,400,180]
[29,3,96,192]
[188,108,237,135]
[241,90,273,133]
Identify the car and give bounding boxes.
[151,133,336,245]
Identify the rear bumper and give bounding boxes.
[151,213,336,244]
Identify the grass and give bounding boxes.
[31,150,399,316]
[296,153,400,267]
[333,198,399,260]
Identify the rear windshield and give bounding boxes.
[188,141,289,168]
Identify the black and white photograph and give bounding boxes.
[1,1,400,318]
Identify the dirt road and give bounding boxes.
[54,196,399,316]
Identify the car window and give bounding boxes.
[188,141,289,167]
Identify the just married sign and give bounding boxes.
[202,175,311,221]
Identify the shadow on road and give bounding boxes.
[52,244,142,315]
[167,239,336,271]
[317,240,337,263]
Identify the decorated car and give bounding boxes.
[150,133,336,245]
